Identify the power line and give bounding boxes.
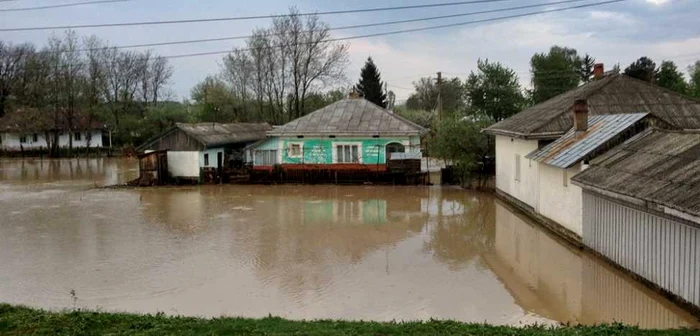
[0,0,514,32]
[162,0,628,60]
[0,0,129,12]
[66,0,593,52]
[19,0,629,70]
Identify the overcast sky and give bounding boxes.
[2,0,698,102]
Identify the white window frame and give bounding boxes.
[19,135,27,144]
[287,142,303,159]
[514,154,521,182]
[254,149,278,166]
[332,142,362,164]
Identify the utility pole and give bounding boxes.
[436,71,443,122]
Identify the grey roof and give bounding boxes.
[526,113,648,169]
[484,74,700,139]
[269,98,427,136]
[176,123,271,147]
[572,129,700,219]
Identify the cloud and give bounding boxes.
[589,10,636,25]
[646,0,670,5]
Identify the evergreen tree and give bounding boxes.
[687,61,700,98]
[355,57,387,108]
[580,54,596,83]
[624,56,658,82]
[657,60,687,94]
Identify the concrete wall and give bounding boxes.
[495,135,539,210]
[167,151,199,178]
[199,148,225,169]
[583,192,700,309]
[538,163,584,236]
[0,131,103,150]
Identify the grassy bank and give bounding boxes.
[0,304,697,335]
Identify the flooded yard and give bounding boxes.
[0,158,696,328]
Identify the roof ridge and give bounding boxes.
[362,98,427,132]
[618,74,700,104]
[529,75,621,134]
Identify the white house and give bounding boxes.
[0,108,106,152]
[137,122,270,181]
[483,66,700,242]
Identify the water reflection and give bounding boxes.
[0,162,696,327]
[0,158,138,187]
[490,200,697,328]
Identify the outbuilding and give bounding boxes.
[572,129,700,310]
[137,122,270,182]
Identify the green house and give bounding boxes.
[248,97,427,172]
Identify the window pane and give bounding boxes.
[337,146,343,163]
[352,146,359,163]
[344,146,351,163]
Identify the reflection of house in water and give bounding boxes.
[225,186,430,297]
[487,201,697,329]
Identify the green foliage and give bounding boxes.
[393,107,435,129]
[2,304,696,335]
[465,59,526,122]
[530,46,583,104]
[355,57,386,108]
[687,61,700,99]
[429,115,494,187]
[302,89,348,115]
[405,77,464,117]
[657,61,687,94]
[624,56,658,82]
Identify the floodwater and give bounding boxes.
[0,158,697,328]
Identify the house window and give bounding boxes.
[19,135,27,144]
[288,143,303,158]
[255,150,278,166]
[514,154,521,182]
[74,132,82,141]
[86,132,92,140]
[563,169,568,187]
[32,133,38,142]
[204,153,209,166]
[337,144,359,163]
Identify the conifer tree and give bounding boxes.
[355,57,387,108]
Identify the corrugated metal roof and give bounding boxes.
[572,129,700,219]
[175,122,271,147]
[483,75,700,138]
[269,98,427,136]
[526,113,648,168]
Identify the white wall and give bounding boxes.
[0,131,103,150]
[199,148,225,169]
[495,135,539,210]
[167,151,200,178]
[538,163,584,236]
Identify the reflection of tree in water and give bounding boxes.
[423,193,496,270]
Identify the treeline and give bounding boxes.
[0,32,177,150]
[395,46,700,187]
[190,9,350,125]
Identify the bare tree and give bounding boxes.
[0,42,32,118]
[150,55,172,106]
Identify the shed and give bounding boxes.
[137,122,271,180]
[571,129,700,309]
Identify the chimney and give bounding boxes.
[593,63,604,80]
[573,99,588,133]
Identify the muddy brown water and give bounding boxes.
[0,158,697,328]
